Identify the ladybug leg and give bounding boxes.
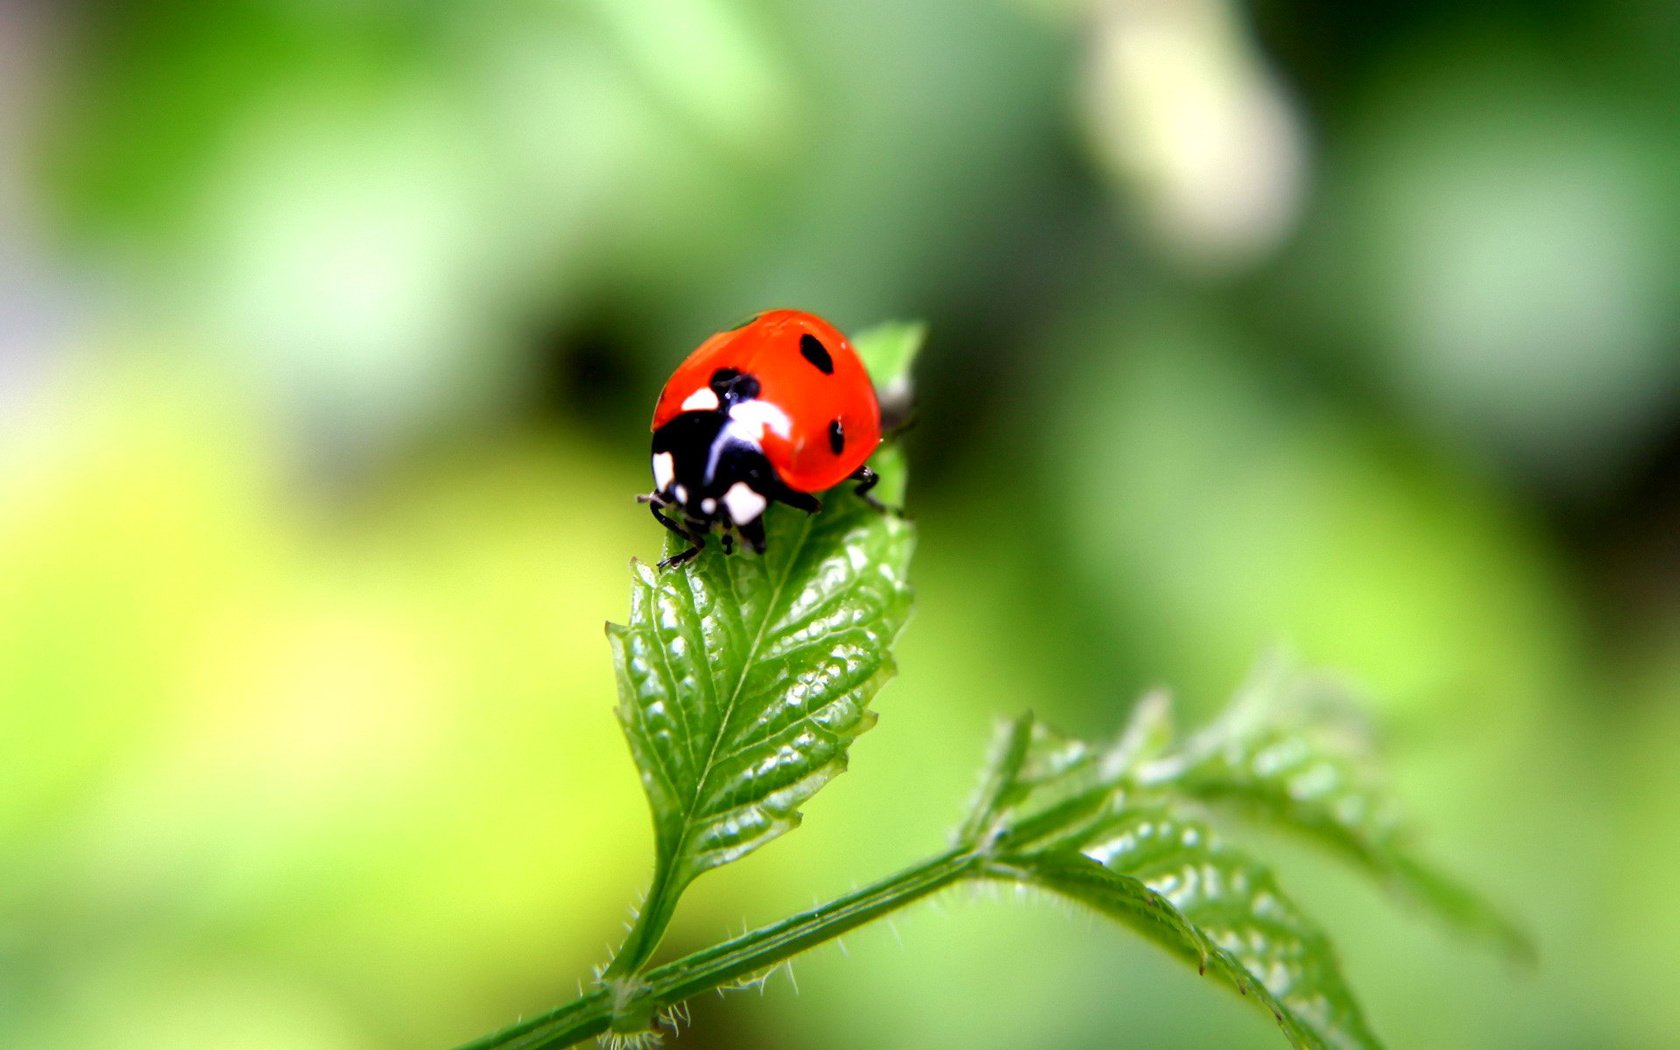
[648,500,686,537]
[659,543,704,570]
[768,484,822,516]
[650,503,705,569]
[719,531,735,555]
[848,465,903,516]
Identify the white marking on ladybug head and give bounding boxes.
[725,399,792,444]
[680,387,720,412]
[723,482,768,525]
[674,484,689,505]
[701,497,717,515]
[652,451,675,493]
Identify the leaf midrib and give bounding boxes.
[677,509,821,853]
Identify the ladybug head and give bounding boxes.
[649,407,780,532]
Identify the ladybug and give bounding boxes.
[641,309,884,568]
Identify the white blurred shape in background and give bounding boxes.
[1079,0,1308,274]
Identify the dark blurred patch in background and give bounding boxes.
[3,1,1677,1047]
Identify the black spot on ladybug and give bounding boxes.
[828,419,845,455]
[710,368,760,402]
[799,334,834,374]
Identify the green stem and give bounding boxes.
[599,860,685,981]
[454,845,980,1050]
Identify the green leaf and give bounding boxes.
[961,694,1176,857]
[610,493,913,884]
[1081,809,1382,1050]
[993,843,1377,1050]
[985,849,1215,975]
[604,323,923,977]
[1159,670,1534,959]
[963,707,1383,1050]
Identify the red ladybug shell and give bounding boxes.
[652,310,882,493]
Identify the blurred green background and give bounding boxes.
[2,1,1677,1047]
